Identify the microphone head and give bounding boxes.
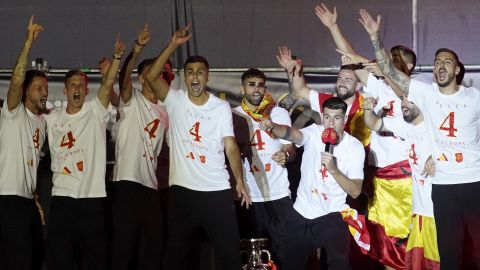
[322,128,338,145]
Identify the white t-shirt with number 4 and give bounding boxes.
[384,118,434,217]
[294,124,365,219]
[164,89,234,191]
[45,97,111,198]
[408,79,480,185]
[112,89,168,190]
[233,106,292,202]
[363,74,407,168]
[0,98,46,199]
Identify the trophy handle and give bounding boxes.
[260,249,271,261]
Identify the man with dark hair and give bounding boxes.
[44,37,125,270]
[260,93,364,270]
[109,25,169,270]
[0,15,46,270]
[363,96,440,269]
[233,68,296,268]
[357,9,480,269]
[144,23,250,270]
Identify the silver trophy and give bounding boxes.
[240,238,274,270]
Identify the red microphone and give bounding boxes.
[322,128,338,153]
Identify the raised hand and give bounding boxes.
[136,23,151,46]
[171,22,192,47]
[315,3,337,29]
[276,46,295,74]
[113,34,127,59]
[336,48,369,64]
[26,15,44,44]
[358,9,381,37]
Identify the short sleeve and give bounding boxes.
[408,79,434,114]
[1,95,23,120]
[220,103,235,138]
[93,96,112,124]
[346,139,365,180]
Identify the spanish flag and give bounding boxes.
[366,159,412,269]
[405,215,440,270]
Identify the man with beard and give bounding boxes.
[109,25,169,270]
[277,47,370,148]
[232,68,296,268]
[144,24,251,270]
[358,9,480,269]
[44,37,126,270]
[363,96,440,269]
[0,15,47,270]
[259,95,364,270]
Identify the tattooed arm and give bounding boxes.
[358,9,411,97]
[8,15,43,111]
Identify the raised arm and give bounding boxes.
[362,97,388,132]
[358,9,411,96]
[145,23,192,102]
[275,46,296,97]
[224,136,252,209]
[259,117,304,146]
[8,15,43,111]
[97,35,126,109]
[118,24,151,103]
[315,3,355,53]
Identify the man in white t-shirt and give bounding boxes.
[363,97,440,269]
[109,25,169,270]
[44,38,126,270]
[144,24,251,270]
[232,68,296,268]
[261,95,364,270]
[0,16,47,270]
[358,9,480,269]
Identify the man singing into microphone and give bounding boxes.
[261,94,365,270]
